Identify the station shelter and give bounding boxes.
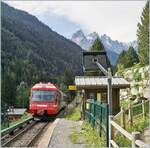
[75,76,130,115]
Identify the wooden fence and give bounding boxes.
[110,116,148,148]
[110,100,149,147]
[114,100,149,128]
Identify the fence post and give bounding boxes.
[128,103,133,127]
[142,100,146,120]
[99,104,102,137]
[132,132,140,148]
[121,107,126,129]
[110,115,114,139]
[92,100,96,128]
[109,115,114,148]
[106,104,109,147]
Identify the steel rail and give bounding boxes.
[26,122,49,147]
[1,120,37,147]
[1,116,34,137]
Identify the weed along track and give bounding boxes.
[2,121,50,147]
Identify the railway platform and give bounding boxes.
[39,118,85,148]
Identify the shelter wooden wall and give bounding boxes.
[84,88,120,114]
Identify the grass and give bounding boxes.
[114,99,149,147]
[69,121,106,147]
[66,106,105,146]
[128,116,149,132]
[65,106,81,121]
[114,116,149,147]
[68,99,149,147]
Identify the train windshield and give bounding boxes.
[31,90,55,102]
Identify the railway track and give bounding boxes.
[1,119,49,147]
[1,108,66,147]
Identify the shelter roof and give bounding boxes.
[75,76,130,89]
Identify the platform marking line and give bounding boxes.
[37,118,60,148]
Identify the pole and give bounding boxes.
[95,62,112,148]
[108,68,112,115]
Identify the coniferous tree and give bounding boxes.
[88,37,112,76]
[89,37,105,52]
[137,1,149,65]
[16,82,29,108]
[117,50,127,67]
[125,46,139,67]
[117,47,139,69]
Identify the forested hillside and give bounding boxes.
[1,2,83,106]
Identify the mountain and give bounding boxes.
[71,30,138,65]
[71,30,88,49]
[2,2,83,77]
[2,2,83,105]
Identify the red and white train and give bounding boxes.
[29,82,66,116]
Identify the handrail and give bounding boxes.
[135,140,148,147]
[110,120,132,140]
[1,116,33,136]
[110,118,148,148]
[110,140,119,148]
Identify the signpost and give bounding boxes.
[82,51,112,148]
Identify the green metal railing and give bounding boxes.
[85,99,109,147]
[1,116,33,136]
[1,104,9,130]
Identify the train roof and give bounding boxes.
[31,82,58,90]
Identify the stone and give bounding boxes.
[131,87,139,95]
[139,67,144,74]
[139,86,143,94]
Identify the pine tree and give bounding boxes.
[89,37,105,51]
[87,37,112,76]
[16,81,29,108]
[117,50,127,66]
[117,47,139,69]
[137,1,149,65]
[125,46,139,67]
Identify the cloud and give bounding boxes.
[5,1,146,42]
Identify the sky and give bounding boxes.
[5,1,146,42]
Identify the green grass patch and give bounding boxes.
[114,99,149,147]
[114,134,131,147]
[65,107,81,121]
[114,116,149,147]
[70,130,80,144]
[128,116,149,132]
[69,121,106,147]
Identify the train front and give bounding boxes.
[29,83,59,116]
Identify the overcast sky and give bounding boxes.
[5,1,146,42]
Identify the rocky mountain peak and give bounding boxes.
[71,30,138,66]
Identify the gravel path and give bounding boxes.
[48,118,86,148]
